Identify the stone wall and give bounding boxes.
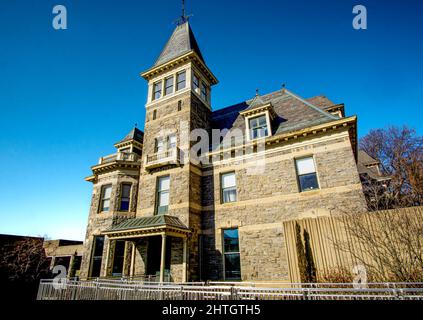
[201,129,367,281]
[80,170,138,279]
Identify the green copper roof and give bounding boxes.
[105,215,189,233]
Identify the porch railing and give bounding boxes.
[37,279,423,300]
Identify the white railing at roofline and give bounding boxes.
[99,152,139,164]
[37,279,423,301]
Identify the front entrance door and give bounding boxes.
[146,236,171,277]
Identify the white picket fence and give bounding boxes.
[36,279,423,300]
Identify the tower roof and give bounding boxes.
[115,127,144,146]
[153,21,205,68]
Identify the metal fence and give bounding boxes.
[37,279,423,300]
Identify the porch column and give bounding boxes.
[130,241,136,277]
[103,239,112,277]
[68,254,75,278]
[182,237,187,283]
[160,233,166,283]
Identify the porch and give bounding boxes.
[101,215,191,283]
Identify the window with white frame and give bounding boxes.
[156,176,170,214]
[155,138,164,153]
[168,134,177,149]
[119,183,131,212]
[176,71,186,91]
[164,76,174,96]
[295,157,319,192]
[249,115,269,139]
[99,185,112,212]
[221,172,237,203]
[153,81,162,100]
[192,73,199,91]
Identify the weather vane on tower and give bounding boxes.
[175,0,193,25]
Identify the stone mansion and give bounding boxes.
[79,21,367,282]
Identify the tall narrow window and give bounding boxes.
[168,134,177,149]
[155,138,164,153]
[296,157,319,192]
[119,183,131,211]
[112,241,125,276]
[200,81,208,101]
[164,76,174,96]
[153,81,162,100]
[221,172,237,203]
[99,185,112,212]
[176,71,186,91]
[90,236,104,278]
[156,176,170,214]
[177,100,182,111]
[153,109,157,120]
[192,73,199,91]
[223,229,241,280]
[249,115,268,139]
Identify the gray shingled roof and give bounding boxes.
[245,93,267,111]
[105,215,190,233]
[153,22,205,68]
[116,127,144,145]
[212,89,339,137]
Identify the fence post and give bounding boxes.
[303,289,309,300]
[230,286,237,300]
[94,280,100,300]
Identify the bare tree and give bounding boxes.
[334,208,423,282]
[0,237,50,283]
[359,126,423,209]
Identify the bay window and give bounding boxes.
[99,185,112,212]
[119,183,131,211]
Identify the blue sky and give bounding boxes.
[0,0,422,240]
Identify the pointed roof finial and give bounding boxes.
[256,88,259,96]
[134,123,138,128]
[176,0,192,25]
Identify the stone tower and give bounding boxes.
[137,21,218,281]
[80,128,143,279]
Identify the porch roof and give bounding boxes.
[102,215,190,239]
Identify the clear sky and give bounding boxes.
[0,0,422,240]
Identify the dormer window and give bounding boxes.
[176,71,186,91]
[249,115,269,140]
[240,94,276,141]
[164,76,174,96]
[153,81,162,100]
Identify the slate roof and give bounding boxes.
[115,127,144,145]
[153,21,205,68]
[211,89,340,137]
[105,215,190,233]
[357,150,390,181]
